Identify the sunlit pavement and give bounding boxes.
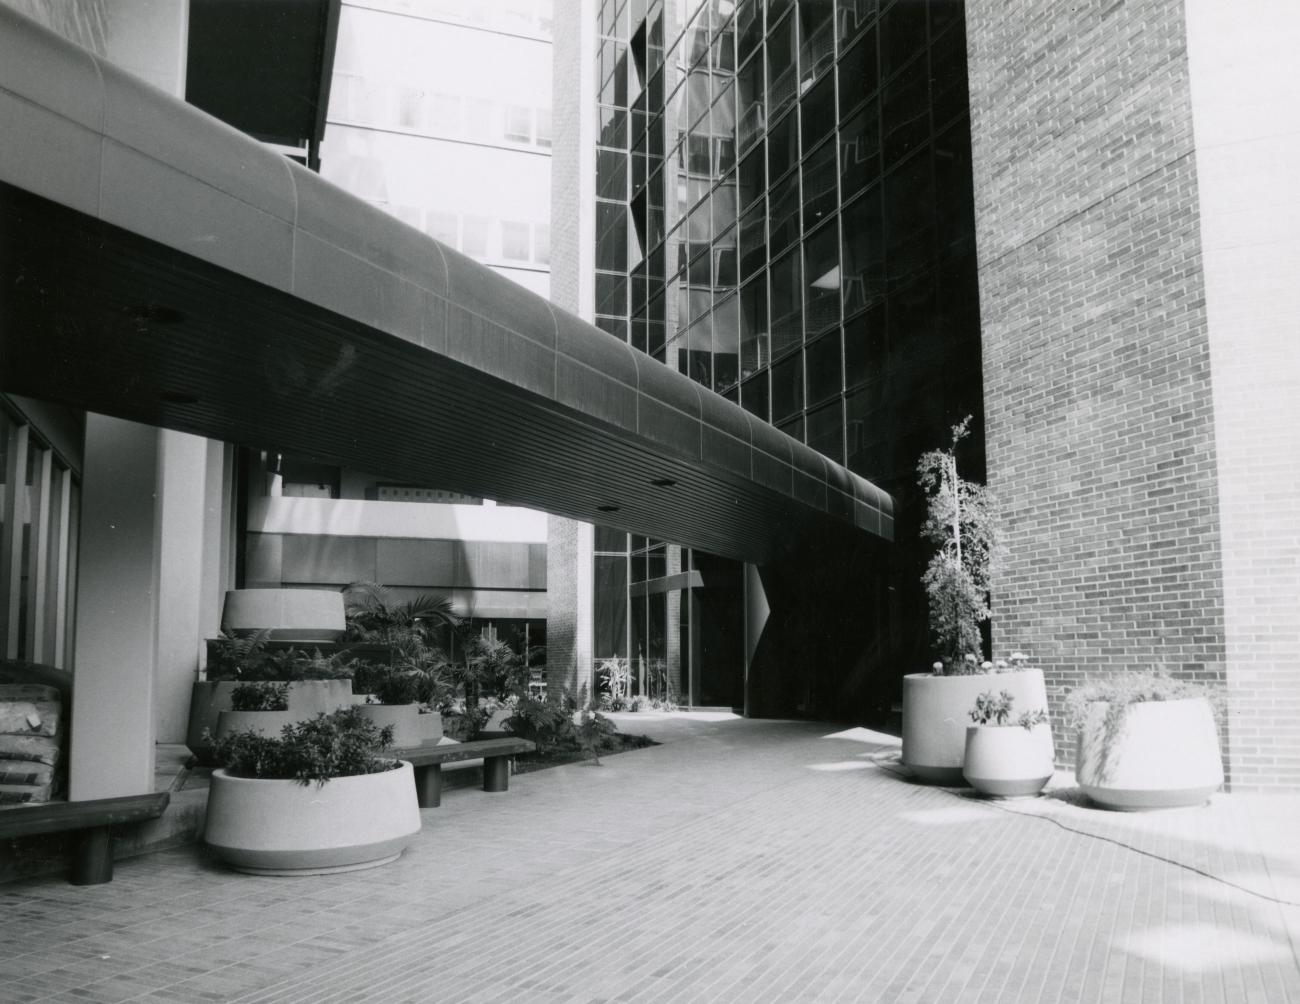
[2,716,1298,1002]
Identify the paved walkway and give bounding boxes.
[2,716,1298,1003]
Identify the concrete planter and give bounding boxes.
[902,669,1047,784]
[353,703,434,747]
[204,761,421,875]
[220,588,345,642]
[214,709,303,741]
[186,679,353,763]
[963,722,1055,798]
[1076,698,1223,810]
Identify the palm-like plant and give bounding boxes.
[341,581,458,651]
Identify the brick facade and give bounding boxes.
[966,1,1232,776]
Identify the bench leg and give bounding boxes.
[483,755,510,793]
[415,764,443,808]
[70,827,114,885]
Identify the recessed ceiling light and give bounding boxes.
[650,478,676,488]
[127,303,185,325]
[596,504,620,513]
[157,390,198,405]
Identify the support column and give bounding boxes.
[69,415,162,799]
[742,562,769,719]
[154,430,209,743]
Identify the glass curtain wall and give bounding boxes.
[592,0,982,711]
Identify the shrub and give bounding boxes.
[212,707,396,785]
[229,681,290,712]
[918,417,1000,673]
[503,694,576,753]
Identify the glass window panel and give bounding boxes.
[881,1,927,81]
[801,138,838,230]
[881,53,928,167]
[837,0,878,49]
[424,210,458,246]
[739,273,768,379]
[842,186,884,314]
[884,152,935,280]
[688,133,712,173]
[502,221,531,261]
[648,289,668,355]
[768,0,794,34]
[931,0,962,38]
[800,74,836,154]
[713,293,740,393]
[838,28,878,121]
[845,383,890,478]
[805,329,842,405]
[798,0,835,92]
[769,248,803,357]
[806,398,844,463]
[599,104,628,147]
[685,312,713,387]
[738,201,767,279]
[738,144,765,211]
[767,108,799,185]
[715,242,738,288]
[596,314,630,341]
[632,311,649,353]
[712,176,737,238]
[597,273,628,316]
[767,171,801,255]
[736,0,763,64]
[770,350,803,422]
[766,11,797,121]
[598,148,628,199]
[594,555,628,658]
[804,218,841,335]
[741,368,770,420]
[596,525,628,552]
[844,302,886,388]
[839,97,880,202]
[737,52,765,151]
[712,18,735,71]
[462,215,490,256]
[596,200,628,271]
[536,108,553,147]
[505,104,533,143]
[930,19,970,130]
[934,121,975,259]
[777,414,804,443]
[688,67,711,127]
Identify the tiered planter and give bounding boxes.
[1076,698,1223,810]
[354,704,442,747]
[204,761,421,875]
[902,668,1048,784]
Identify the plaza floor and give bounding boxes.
[2,714,1298,1003]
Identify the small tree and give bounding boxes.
[917,416,999,674]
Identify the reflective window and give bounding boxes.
[769,248,803,358]
[842,186,884,315]
[803,218,840,335]
[805,329,842,406]
[739,274,768,380]
[770,350,803,422]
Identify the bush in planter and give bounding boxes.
[229,681,290,712]
[212,707,397,786]
[205,708,419,875]
[963,690,1054,798]
[1065,671,1225,809]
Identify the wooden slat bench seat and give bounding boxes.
[0,791,170,885]
[390,737,536,808]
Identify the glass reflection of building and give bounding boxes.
[589,0,984,712]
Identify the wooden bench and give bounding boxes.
[391,737,536,808]
[0,792,170,885]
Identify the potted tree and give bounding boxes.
[203,708,421,875]
[1066,671,1224,810]
[902,418,1047,783]
[962,690,1054,798]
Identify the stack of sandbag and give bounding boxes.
[0,684,63,805]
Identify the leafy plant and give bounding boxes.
[1065,670,1224,780]
[598,656,631,706]
[229,681,290,712]
[212,707,396,786]
[918,417,1000,674]
[575,709,620,764]
[503,694,576,754]
[969,690,1047,730]
[206,636,354,683]
[206,630,272,681]
[342,581,458,650]
[362,665,423,706]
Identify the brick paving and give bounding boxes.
[1,715,1298,1003]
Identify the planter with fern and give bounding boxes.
[1067,672,1224,810]
[204,708,420,875]
[962,690,1054,798]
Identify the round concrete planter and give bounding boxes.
[204,761,421,875]
[1076,698,1223,810]
[963,722,1055,798]
[354,703,427,747]
[187,680,353,763]
[902,669,1047,784]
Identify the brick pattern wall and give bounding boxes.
[966,1,1231,776]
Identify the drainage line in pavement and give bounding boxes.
[866,753,1300,909]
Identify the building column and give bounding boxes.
[69,416,162,799]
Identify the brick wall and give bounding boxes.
[966,1,1232,777]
